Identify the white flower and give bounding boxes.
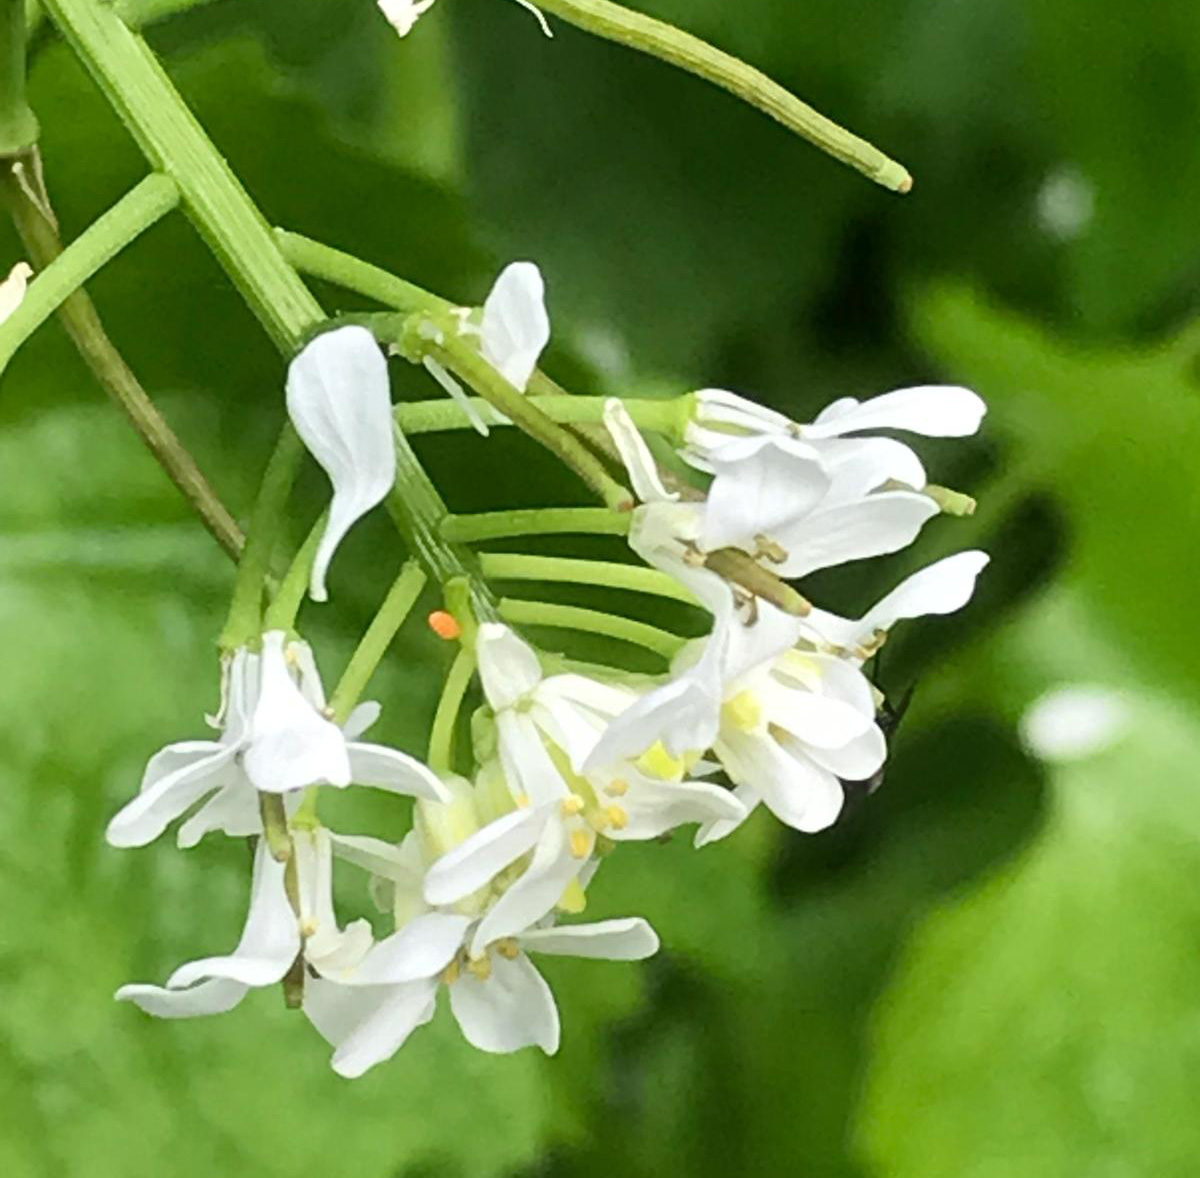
[697,649,886,844]
[106,632,448,848]
[377,0,438,37]
[0,260,32,323]
[805,551,991,658]
[420,625,743,955]
[307,818,657,1074]
[286,326,397,602]
[480,262,550,393]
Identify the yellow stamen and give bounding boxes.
[557,878,588,914]
[608,778,629,797]
[301,919,318,938]
[467,953,492,981]
[636,740,686,781]
[442,959,461,985]
[570,829,593,859]
[724,689,764,733]
[607,804,629,831]
[561,793,585,816]
[586,808,610,832]
[496,938,521,960]
[515,792,532,809]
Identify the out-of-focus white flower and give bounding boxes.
[1020,685,1131,762]
[106,632,448,848]
[421,625,742,955]
[377,0,438,37]
[286,326,397,602]
[805,551,990,658]
[480,262,550,393]
[0,260,32,323]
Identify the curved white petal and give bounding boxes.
[351,913,470,985]
[521,916,659,961]
[773,492,939,578]
[701,435,830,552]
[422,804,550,906]
[759,689,871,750]
[468,817,580,957]
[342,700,382,741]
[480,262,550,393]
[798,724,887,782]
[806,385,986,439]
[498,710,571,805]
[244,632,351,793]
[718,731,844,834]
[612,775,747,841]
[547,673,638,720]
[817,436,928,501]
[693,783,760,847]
[477,623,543,708]
[860,550,990,636]
[692,388,792,436]
[175,777,259,848]
[450,953,560,1054]
[309,976,439,1078]
[0,260,33,324]
[603,398,676,504]
[377,0,439,38]
[106,742,235,848]
[347,742,449,801]
[529,695,605,773]
[286,326,396,602]
[116,978,249,1019]
[166,843,300,990]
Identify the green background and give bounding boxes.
[2,0,1199,1173]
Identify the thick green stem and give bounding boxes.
[498,597,684,659]
[535,0,911,193]
[480,552,698,605]
[327,561,428,724]
[441,507,632,544]
[0,0,37,154]
[1,157,244,561]
[427,648,476,775]
[0,171,179,370]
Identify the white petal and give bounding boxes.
[859,550,989,636]
[773,492,939,578]
[764,689,871,750]
[546,673,639,720]
[309,976,439,1078]
[244,632,352,793]
[722,600,805,685]
[701,435,830,552]
[529,695,605,773]
[347,742,449,801]
[328,831,422,884]
[106,742,234,848]
[692,388,792,436]
[498,709,572,805]
[603,398,676,503]
[175,777,260,848]
[817,437,928,501]
[798,724,887,781]
[166,843,300,989]
[477,623,543,708]
[116,978,249,1019]
[0,260,33,324]
[422,805,550,906]
[468,817,580,957]
[286,326,397,602]
[450,953,560,1054]
[480,262,550,393]
[693,784,760,847]
[717,731,844,834]
[521,917,659,961]
[351,913,470,984]
[377,0,438,38]
[806,385,986,439]
[612,775,747,840]
[341,700,381,741]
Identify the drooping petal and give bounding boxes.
[701,435,830,552]
[717,731,844,834]
[341,700,382,741]
[816,436,928,501]
[468,817,580,957]
[477,623,544,708]
[307,975,439,1078]
[772,492,939,578]
[806,385,986,439]
[449,952,560,1054]
[764,687,872,750]
[497,709,572,805]
[286,326,397,602]
[243,631,352,793]
[603,398,676,504]
[798,724,887,782]
[693,783,760,847]
[106,741,235,848]
[166,843,300,990]
[351,913,470,984]
[612,774,747,841]
[422,804,550,906]
[175,777,260,848]
[116,977,249,1019]
[520,917,659,961]
[347,742,449,801]
[480,262,550,393]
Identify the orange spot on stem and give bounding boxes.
[428,610,462,640]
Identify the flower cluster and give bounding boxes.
[109,261,987,1076]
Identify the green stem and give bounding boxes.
[275,229,450,317]
[535,0,911,193]
[421,336,632,510]
[427,647,476,775]
[0,0,37,154]
[394,394,686,440]
[0,171,179,370]
[480,552,698,605]
[498,598,685,659]
[327,561,428,724]
[258,793,291,863]
[441,507,632,544]
[1,156,243,561]
[261,513,324,635]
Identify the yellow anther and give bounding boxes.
[636,740,686,781]
[301,919,318,938]
[467,953,492,981]
[607,804,630,831]
[561,793,585,816]
[570,829,593,859]
[724,689,764,733]
[442,959,461,985]
[586,808,610,832]
[496,938,521,960]
[515,792,532,809]
[557,878,588,914]
[754,533,788,565]
[607,778,629,797]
